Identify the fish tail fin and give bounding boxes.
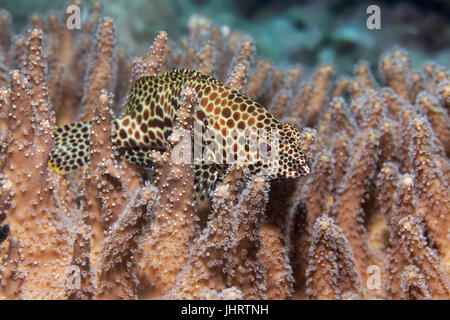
[49,121,91,174]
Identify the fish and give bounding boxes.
[49,69,310,200]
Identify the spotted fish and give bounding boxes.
[49,69,310,200]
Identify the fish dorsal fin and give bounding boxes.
[168,69,224,86]
[125,69,225,116]
[49,121,91,174]
[124,76,166,115]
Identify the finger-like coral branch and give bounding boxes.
[385,174,450,299]
[305,215,363,299]
[132,31,167,80]
[408,117,449,266]
[0,69,72,299]
[80,17,117,122]
[137,86,198,299]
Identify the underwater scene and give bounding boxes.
[0,0,448,302]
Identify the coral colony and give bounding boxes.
[0,2,448,299]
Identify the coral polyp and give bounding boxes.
[0,3,448,300]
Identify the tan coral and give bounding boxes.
[384,174,450,299]
[0,8,448,300]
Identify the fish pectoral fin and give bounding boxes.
[193,163,225,202]
[123,147,154,169]
[49,121,91,174]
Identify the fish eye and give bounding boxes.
[259,142,272,153]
